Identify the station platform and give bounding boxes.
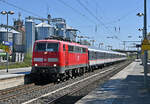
[0,67,31,80]
[76,61,150,104]
[0,67,31,90]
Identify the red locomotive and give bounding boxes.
[31,39,89,81]
[31,39,126,81]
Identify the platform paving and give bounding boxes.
[0,67,31,80]
[76,61,150,104]
[0,67,31,90]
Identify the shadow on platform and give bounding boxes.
[13,71,31,74]
[75,75,150,104]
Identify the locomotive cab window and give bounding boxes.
[35,43,46,52]
[35,42,58,52]
[47,43,58,52]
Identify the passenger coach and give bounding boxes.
[88,47,126,68]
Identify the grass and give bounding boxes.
[0,55,32,70]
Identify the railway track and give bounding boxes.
[40,61,131,104]
[0,60,131,104]
[0,81,55,102]
[0,83,34,96]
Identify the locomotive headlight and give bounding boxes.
[53,64,57,67]
[35,64,38,66]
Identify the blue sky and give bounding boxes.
[0,0,150,50]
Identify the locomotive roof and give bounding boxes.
[88,47,126,56]
[35,39,88,48]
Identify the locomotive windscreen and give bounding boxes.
[35,42,59,52]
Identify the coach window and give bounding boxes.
[91,51,93,60]
[96,52,98,59]
[90,51,93,60]
[112,54,114,58]
[104,53,107,59]
[101,52,103,59]
[100,52,102,59]
[102,52,104,59]
[88,51,91,60]
[99,52,102,59]
[94,52,96,60]
[97,52,99,59]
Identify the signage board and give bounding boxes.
[141,38,150,51]
[2,41,12,46]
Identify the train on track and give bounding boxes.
[31,39,126,81]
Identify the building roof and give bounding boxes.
[9,29,20,34]
[36,22,52,28]
[0,27,7,32]
[26,19,34,22]
[0,28,20,34]
[66,25,77,31]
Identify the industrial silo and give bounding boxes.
[66,25,77,41]
[52,18,66,38]
[36,22,54,40]
[56,28,66,38]
[10,29,22,45]
[0,27,13,43]
[56,22,66,28]
[25,19,35,54]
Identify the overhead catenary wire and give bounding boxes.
[76,0,122,41]
[105,0,141,25]
[106,8,141,25]
[56,0,97,24]
[0,0,43,18]
[77,0,106,29]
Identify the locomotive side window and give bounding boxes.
[75,46,80,53]
[68,45,74,52]
[82,48,86,53]
[63,45,66,51]
[35,43,46,52]
[47,43,58,52]
[79,47,82,53]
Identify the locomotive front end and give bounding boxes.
[31,40,60,75]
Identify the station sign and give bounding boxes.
[2,41,12,46]
[0,43,11,53]
[141,38,150,51]
[5,46,10,53]
[0,44,5,50]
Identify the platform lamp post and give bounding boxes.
[137,0,148,88]
[90,40,96,46]
[99,43,104,49]
[1,11,14,73]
